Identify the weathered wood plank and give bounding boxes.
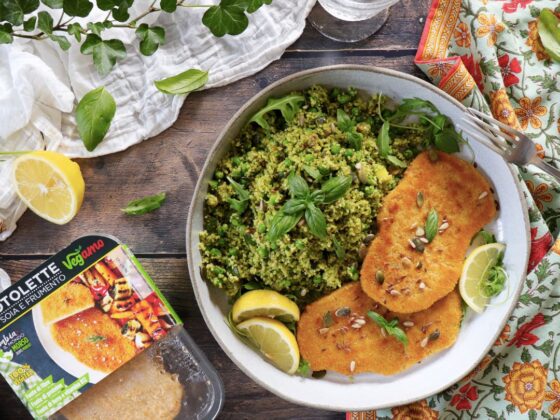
[290,0,430,52]
[0,259,340,419]
[1,54,426,256]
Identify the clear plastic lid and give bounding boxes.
[52,326,224,420]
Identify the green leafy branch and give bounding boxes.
[0,0,273,76]
[266,172,353,242]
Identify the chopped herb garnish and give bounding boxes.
[367,311,408,346]
[87,335,106,343]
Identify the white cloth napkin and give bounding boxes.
[0,0,316,240]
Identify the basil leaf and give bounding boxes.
[266,211,302,242]
[304,203,327,239]
[336,108,353,132]
[386,155,407,168]
[367,311,408,346]
[154,68,209,95]
[333,238,345,260]
[227,177,250,214]
[49,34,70,50]
[75,86,116,152]
[227,177,250,201]
[228,198,248,214]
[434,127,461,153]
[310,189,325,204]
[283,198,306,215]
[122,192,166,215]
[0,0,39,25]
[367,311,387,327]
[0,24,13,44]
[23,16,36,31]
[41,0,62,8]
[386,325,409,346]
[424,208,438,242]
[80,34,126,76]
[249,94,305,130]
[320,175,352,204]
[67,22,82,42]
[157,0,174,12]
[202,0,249,37]
[37,10,53,33]
[287,172,309,198]
[63,0,93,17]
[135,24,165,56]
[346,130,363,151]
[303,165,322,181]
[377,121,390,157]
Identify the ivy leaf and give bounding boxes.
[96,0,114,10]
[304,203,327,239]
[202,0,249,37]
[80,34,126,76]
[245,0,271,13]
[377,121,390,157]
[0,0,39,26]
[0,23,13,44]
[135,23,165,56]
[41,0,62,7]
[87,22,106,36]
[37,10,53,34]
[111,0,130,22]
[122,192,166,215]
[159,0,176,13]
[249,94,305,130]
[63,0,93,17]
[23,16,36,31]
[49,34,70,50]
[67,22,82,42]
[75,86,116,151]
[154,69,208,95]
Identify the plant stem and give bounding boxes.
[0,151,33,156]
[179,3,214,7]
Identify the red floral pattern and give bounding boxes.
[498,54,521,87]
[508,313,546,348]
[528,227,553,272]
[502,0,533,13]
[461,54,484,91]
[451,384,479,410]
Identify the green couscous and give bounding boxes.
[199,85,459,305]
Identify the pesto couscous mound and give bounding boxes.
[199,86,459,305]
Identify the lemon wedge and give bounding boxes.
[459,243,506,313]
[232,290,300,323]
[236,317,300,374]
[11,151,85,224]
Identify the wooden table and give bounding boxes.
[0,2,430,418]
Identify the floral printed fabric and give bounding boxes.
[349,1,560,419]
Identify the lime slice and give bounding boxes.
[232,290,300,323]
[236,317,300,374]
[12,151,85,224]
[459,243,506,313]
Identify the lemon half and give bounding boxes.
[236,317,300,374]
[12,151,85,224]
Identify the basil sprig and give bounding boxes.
[337,109,363,150]
[367,311,408,346]
[424,208,439,243]
[266,173,352,242]
[227,177,250,214]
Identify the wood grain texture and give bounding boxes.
[1,2,429,417]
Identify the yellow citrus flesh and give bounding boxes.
[232,290,300,323]
[236,317,300,374]
[459,243,506,313]
[12,151,85,224]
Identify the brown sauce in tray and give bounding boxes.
[51,308,136,372]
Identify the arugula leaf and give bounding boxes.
[154,69,209,95]
[367,311,408,346]
[386,155,407,168]
[75,86,116,151]
[305,203,327,239]
[63,0,93,18]
[434,127,461,153]
[135,24,165,56]
[159,0,176,12]
[424,208,438,242]
[37,11,53,34]
[249,94,305,130]
[80,34,126,76]
[0,24,13,44]
[377,121,390,157]
[122,192,166,215]
[320,175,352,204]
[202,0,249,37]
[0,0,39,25]
[287,172,309,198]
[23,16,36,31]
[41,0,62,8]
[266,211,301,242]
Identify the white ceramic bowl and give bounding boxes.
[186,65,530,411]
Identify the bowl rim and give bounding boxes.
[186,64,530,411]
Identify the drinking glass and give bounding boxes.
[308,0,401,43]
